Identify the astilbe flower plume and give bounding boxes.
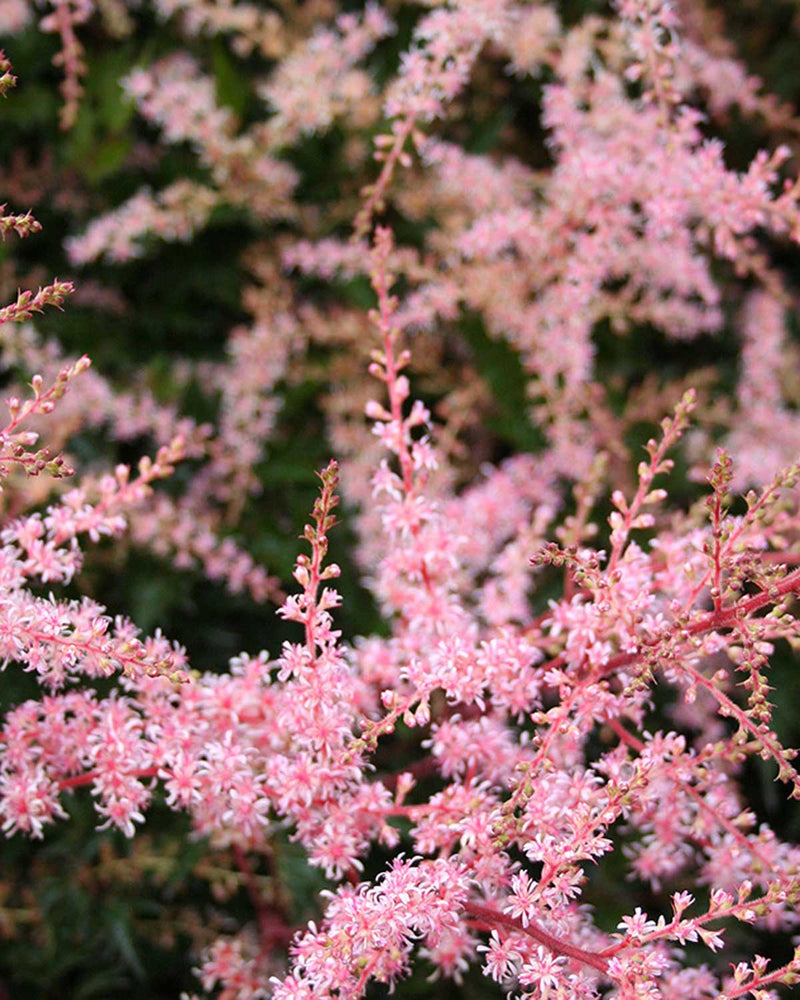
[0,5,799,1000]
[189,235,800,999]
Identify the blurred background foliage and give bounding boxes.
[1,0,800,995]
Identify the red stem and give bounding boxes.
[58,765,159,790]
[463,901,609,975]
[598,566,800,682]
[607,719,779,873]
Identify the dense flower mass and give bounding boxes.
[0,1,800,997]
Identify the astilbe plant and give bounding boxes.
[1,2,800,998]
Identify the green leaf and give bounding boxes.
[459,311,545,451]
[210,40,249,118]
[110,916,146,980]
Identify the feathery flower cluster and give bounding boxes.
[0,7,799,1000]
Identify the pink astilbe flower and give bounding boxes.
[68,54,298,264]
[725,290,800,489]
[4,8,800,1000]
[38,0,91,128]
[0,0,32,34]
[0,322,281,601]
[66,182,219,265]
[153,0,284,58]
[0,205,42,239]
[259,5,394,144]
[196,932,273,999]
[0,280,74,324]
[356,0,517,234]
[272,856,472,999]
[123,56,298,217]
[0,355,89,482]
